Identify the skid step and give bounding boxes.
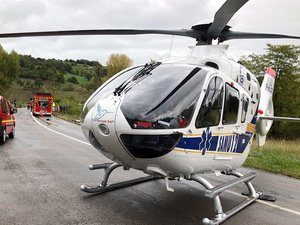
[242,192,276,202]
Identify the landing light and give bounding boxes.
[99,124,110,135]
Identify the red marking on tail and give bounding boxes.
[258,109,264,115]
[266,67,276,78]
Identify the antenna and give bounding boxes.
[168,35,174,58]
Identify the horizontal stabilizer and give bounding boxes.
[258,116,300,122]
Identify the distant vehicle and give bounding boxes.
[31,93,53,116]
[0,96,17,144]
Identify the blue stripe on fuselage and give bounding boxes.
[176,131,252,154]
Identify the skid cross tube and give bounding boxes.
[190,170,261,225]
[80,162,161,194]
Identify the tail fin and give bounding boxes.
[256,67,276,146]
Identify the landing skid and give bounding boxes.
[80,162,161,194]
[188,170,262,225]
[81,164,269,225]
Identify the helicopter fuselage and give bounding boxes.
[81,45,261,178]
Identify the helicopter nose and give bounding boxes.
[82,96,133,160]
[81,95,116,140]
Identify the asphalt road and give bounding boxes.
[0,108,299,225]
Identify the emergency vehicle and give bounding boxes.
[31,93,53,116]
[0,96,17,144]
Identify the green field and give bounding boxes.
[64,73,90,85]
[244,139,300,179]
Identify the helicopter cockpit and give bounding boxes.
[120,63,209,129]
[81,62,217,132]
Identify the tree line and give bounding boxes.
[0,46,19,93]
[17,54,106,90]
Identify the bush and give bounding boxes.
[67,76,79,84]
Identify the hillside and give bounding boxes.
[6,55,108,117]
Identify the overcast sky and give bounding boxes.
[0,0,300,65]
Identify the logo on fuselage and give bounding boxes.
[93,104,113,122]
[199,128,212,155]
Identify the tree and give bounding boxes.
[0,45,19,93]
[106,53,133,77]
[240,44,300,139]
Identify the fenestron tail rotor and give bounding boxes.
[0,0,299,45]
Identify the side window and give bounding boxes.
[241,95,249,123]
[196,76,223,128]
[223,83,240,124]
[1,100,8,113]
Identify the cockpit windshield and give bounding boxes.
[81,65,142,122]
[121,64,207,129]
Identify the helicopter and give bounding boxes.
[1,0,300,224]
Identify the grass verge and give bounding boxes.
[244,139,300,179]
[53,112,80,125]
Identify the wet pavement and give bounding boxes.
[0,108,299,225]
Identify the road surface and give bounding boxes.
[0,108,299,225]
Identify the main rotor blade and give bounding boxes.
[0,29,198,39]
[207,0,249,40]
[220,30,300,42]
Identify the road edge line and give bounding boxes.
[31,113,91,146]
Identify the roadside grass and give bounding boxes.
[244,139,300,179]
[53,112,81,124]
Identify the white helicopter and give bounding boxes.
[1,0,300,224]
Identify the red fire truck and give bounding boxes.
[0,95,17,144]
[31,93,53,116]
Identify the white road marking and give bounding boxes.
[226,190,300,216]
[31,113,91,146]
[32,113,300,217]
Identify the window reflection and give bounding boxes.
[121,64,207,129]
[223,83,240,124]
[196,76,223,128]
[241,94,249,123]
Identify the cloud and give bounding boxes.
[0,0,46,30]
[0,0,299,65]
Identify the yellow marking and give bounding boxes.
[212,132,235,136]
[183,132,235,138]
[183,133,201,137]
[214,151,243,156]
[174,148,243,156]
[174,149,202,154]
[247,123,256,133]
[2,119,15,123]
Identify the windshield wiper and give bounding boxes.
[132,62,161,81]
[114,62,161,96]
[113,79,131,96]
